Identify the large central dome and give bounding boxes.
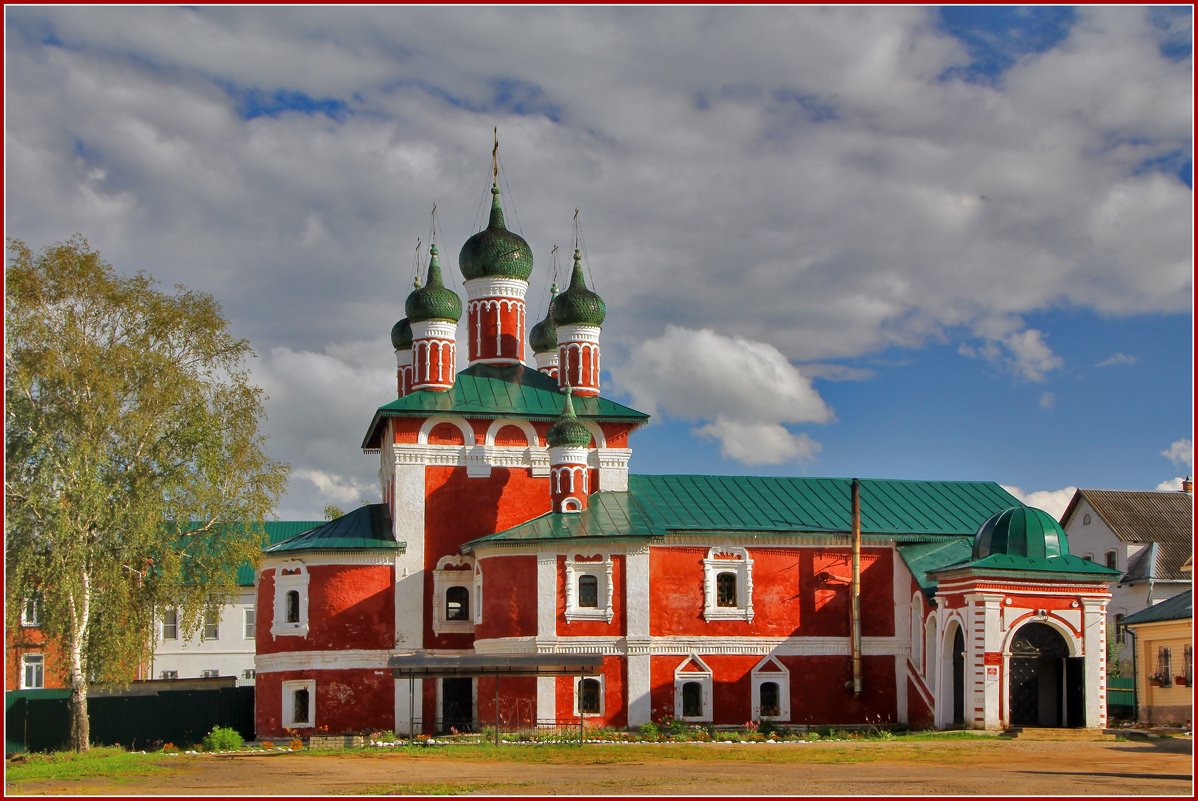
[459,185,534,281]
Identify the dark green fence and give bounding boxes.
[1107,676,1135,718]
[5,685,254,753]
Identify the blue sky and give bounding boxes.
[4,6,1192,519]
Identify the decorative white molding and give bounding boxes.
[282,679,316,728]
[270,561,310,639]
[257,649,398,673]
[564,554,615,623]
[464,277,529,301]
[534,350,560,370]
[470,634,906,657]
[417,416,475,446]
[674,655,713,722]
[484,418,539,448]
[751,655,791,721]
[261,552,399,570]
[573,674,605,716]
[703,546,754,622]
[411,320,458,340]
[432,555,476,635]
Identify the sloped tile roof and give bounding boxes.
[1068,489,1194,582]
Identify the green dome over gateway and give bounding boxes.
[458,185,534,282]
[406,245,463,324]
[972,506,1070,561]
[390,317,413,350]
[528,283,558,354]
[547,388,592,448]
[552,249,606,327]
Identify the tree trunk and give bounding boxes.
[67,570,92,752]
[69,671,89,752]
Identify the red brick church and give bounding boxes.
[253,149,1119,738]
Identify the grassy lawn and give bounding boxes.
[5,746,177,783]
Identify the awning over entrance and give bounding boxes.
[388,653,602,678]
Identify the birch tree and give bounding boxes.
[5,237,289,751]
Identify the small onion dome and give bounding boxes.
[551,249,606,327]
[546,387,592,448]
[972,506,1070,561]
[458,184,534,281]
[406,244,462,323]
[528,282,558,354]
[390,317,413,350]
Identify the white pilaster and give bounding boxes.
[537,552,558,643]
[980,595,1003,730]
[1081,597,1108,728]
[536,676,556,724]
[625,545,652,726]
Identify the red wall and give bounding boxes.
[648,546,894,638]
[475,555,538,640]
[555,656,627,728]
[476,675,538,728]
[5,627,67,690]
[257,564,394,654]
[256,668,394,737]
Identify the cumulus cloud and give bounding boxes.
[1161,438,1193,468]
[1002,485,1078,520]
[1155,477,1190,492]
[1097,352,1138,367]
[615,326,832,465]
[959,327,1063,382]
[1039,392,1055,410]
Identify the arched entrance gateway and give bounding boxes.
[927,506,1119,730]
[1008,622,1085,728]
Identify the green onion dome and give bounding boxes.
[546,387,592,449]
[458,185,534,281]
[406,244,462,323]
[390,317,413,350]
[552,249,606,327]
[528,282,559,354]
[972,506,1070,561]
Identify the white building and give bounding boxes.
[1060,484,1193,673]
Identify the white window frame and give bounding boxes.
[162,608,179,640]
[202,610,220,641]
[160,670,178,680]
[21,653,44,689]
[750,656,790,721]
[243,607,256,639]
[21,598,40,627]
[673,655,713,723]
[703,546,754,622]
[271,560,310,638]
[242,669,256,681]
[473,563,484,625]
[200,668,220,678]
[432,555,475,635]
[564,554,614,623]
[573,675,605,716]
[283,679,316,728]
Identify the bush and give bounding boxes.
[638,722,660,739]
[202,726,244,752]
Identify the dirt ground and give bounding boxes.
[7,736,1193,796]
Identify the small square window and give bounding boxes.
[242,669,256,680]
[22,654,44,689]
[200,669,219,679]
[244,608,256,639]
[160,670,179,680]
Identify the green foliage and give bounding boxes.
[370,730,400,743]
[5,746,168,782]
[202,726,243,752]
[323,504,345,521]
[637,722,660,739]
[4,236,290,751]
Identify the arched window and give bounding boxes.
[716,573,737,608]
[286,590,300,623]
[578,678,601,714]
[758,681,780,717]
[682,681,703,718]
[446,586,470,621]
[577,575,599,608]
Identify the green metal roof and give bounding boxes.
[361,362,649,449]
[466,475,1022,548]
[896,538,975,595]
[264,504,400,553]
[928,552,1122,579]
[236,521,324,584]
[973,506,1069,561]
[1122,590,1192,626]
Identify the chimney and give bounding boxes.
[1182,476,1192,494]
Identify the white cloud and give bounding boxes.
[1039,392,1055,410]
[1155,476,1190,492]
[1097,352,1138,367]
[1161,438,1193,468]
[960,327,1063,382]
[293,468,371,507]
[1002,485,1078,521]
[615,326,832,465]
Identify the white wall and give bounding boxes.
[151,587,258,684]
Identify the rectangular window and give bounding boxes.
[1157,646,1173,687]
[1185,645,1193,686]
[21,598,40,626]
[200,669,219,678]
[242,669,256,680]
[162,609,178,640]
[243,608,256,639]
[22,654,44,689]
[577,575,599,608]
[1113,613,1125,644]
[160,670,178,680]
[1105,551,1118,570]
[203,611,219,641]
[578,677,601,714]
